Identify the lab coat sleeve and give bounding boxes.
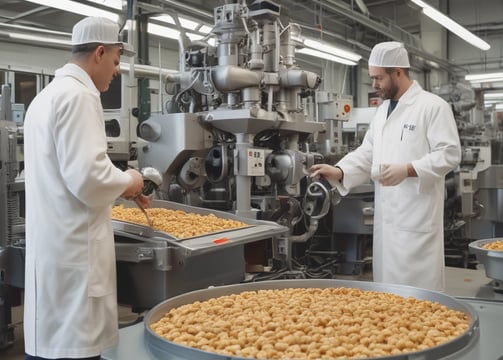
[331,122,375,196]
[53,91,132,208]
[410,98,461,194]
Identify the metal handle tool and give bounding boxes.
[131,167,163,228]
[134,197,153,227]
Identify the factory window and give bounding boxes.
[101,74,122,110]
[14,72,37,109]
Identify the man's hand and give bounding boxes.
[309,164,343,182]
[135,193,153,209]
[122,169,144,199]
[379,164,408,186]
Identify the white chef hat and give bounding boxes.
[368,41,410,68]
[71,17,135,57]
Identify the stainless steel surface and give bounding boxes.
[102,268,503,360]
[144,279,479,360]
[113,199,288,310]
[112,220,156,239]
[469,238,503,283]
[476,165,503,189]
[332,187,374,234]
[114,199,288,256]
[137,113,210,179]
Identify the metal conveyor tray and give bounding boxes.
[112,199,288,256]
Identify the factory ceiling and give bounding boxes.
[0,0,499,77]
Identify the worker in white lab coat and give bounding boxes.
[310,42,461,292]
[23,17,149,360]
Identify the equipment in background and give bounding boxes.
[309,107,375,276]
[102,74,136,170]
[127,0,353,295]
[0,85,25,349]
[428,82,503,267]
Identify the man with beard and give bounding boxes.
[310,41,461,292]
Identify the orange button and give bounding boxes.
[213,237,229,244]
[344,104,351,113]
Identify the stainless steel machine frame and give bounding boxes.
[113,199,288,310]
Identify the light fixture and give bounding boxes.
[303,39,362,62]
[150,15,201,31]
[86,0,123,10]
[24,0,119,22]
[9,33,71,46]
[198,25,213,35]
[410,0,490,51]
[296,48,358,66]
[147,23,180,40]
[465,72,503,83]
[484,92,503,99]
[147,23,216,46]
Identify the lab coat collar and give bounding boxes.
[397,80,422,105]
[54,63,100,96]
[379,80,422,111]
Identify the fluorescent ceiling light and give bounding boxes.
[147,23,216,47]
[296,48,358,66]
[151,15,201,31]
[87,0,123,10]
[147,23,180,40]
[410,0,490,51]
[9,33,71,45]
[25,0,119,22]
[198,25,213,34]
[495,103,503,110]
[465,72,503,83]
[484,92,503,99]
[303,38,362,62]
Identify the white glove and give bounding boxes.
[379,164,408,186]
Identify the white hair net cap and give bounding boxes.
[71,17,135,57]
[368,41,410,68]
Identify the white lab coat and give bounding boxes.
[334,81,461,291]
[23,63,131,358]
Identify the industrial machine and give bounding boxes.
[128,0,352,288]
[0,85,25,350]
[435,83,503,266]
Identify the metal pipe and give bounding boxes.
[288,219,319,243]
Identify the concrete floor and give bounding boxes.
[2,305,24,360]
[1,304,142,360]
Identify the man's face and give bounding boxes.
[94,44,121,92]
[368,66,399,100]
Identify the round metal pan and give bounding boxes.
[144,279,479,360]
[469,238,503,282]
